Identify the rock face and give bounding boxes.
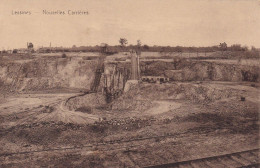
[0,57,97,92]
[142,60,260,82]
[1,55,259,95]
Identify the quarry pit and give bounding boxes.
[0,52,259,167]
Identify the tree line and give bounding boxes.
[1,39,258,54]
[36,44,256,53]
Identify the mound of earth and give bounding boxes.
[65,93,106,111]
[111,82,246,112]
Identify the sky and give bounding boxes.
[0,0,259,49]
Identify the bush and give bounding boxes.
[61,53,67,58]
[241,70,259,82]
[42,106,54,113]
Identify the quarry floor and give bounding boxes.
[0,81,259,168]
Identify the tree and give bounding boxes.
[251,46,257,51]
[230,44,242,51]
[100,43,108,53]
[136,40,142,55]
[219,42,227,55]
[242,45,248,51]
[27,42,34,49]
[12,49,18,53]
[61,53,67,58]
[137,40,141,48]
[175,46,183,53]
[143,44,149,50]
[119,38,128,47]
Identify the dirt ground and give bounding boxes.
[0,81,259,168]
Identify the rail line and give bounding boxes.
[144,148,259,168]
[0,132,185,157]
[0,128,258,168]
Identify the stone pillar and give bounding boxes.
[130,50,139,80]
[130,51,138,80]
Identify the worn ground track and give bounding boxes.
[144,148,259,168]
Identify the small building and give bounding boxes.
[141,76,170,83]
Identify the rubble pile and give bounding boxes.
[111,82,242,110]
[96,117,156,128]
[111,98,154,111]
[66,93,106,111]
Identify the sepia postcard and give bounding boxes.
[0,0,259,167]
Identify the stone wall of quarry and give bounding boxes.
[141,60,260,82]
[100,62,131,100]
[0,58,97,92]
[0,57,258,95]
[0,57,131,96]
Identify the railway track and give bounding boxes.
[0,126,258,168]
[144,148,259,168]
[0,130,190,157]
